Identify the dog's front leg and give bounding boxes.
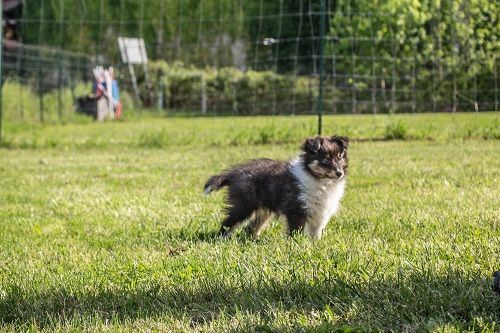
[286,211,307,236]
[303,217,330,240]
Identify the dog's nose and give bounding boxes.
[335,171,343,178]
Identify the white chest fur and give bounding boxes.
[290,159,346,239]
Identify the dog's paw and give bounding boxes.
[218,226,233,240]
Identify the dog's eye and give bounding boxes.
[337,153,342,159]
[322,158,330,164]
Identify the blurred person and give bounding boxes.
[109,67,122,119]
[93,66,112,122]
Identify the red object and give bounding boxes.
[95,82,104,98]
[114,102,123,119]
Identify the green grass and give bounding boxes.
[1,112,499,149]
[0,113,499,332]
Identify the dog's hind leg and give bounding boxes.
[219,205,254,238]
[245,209,273,239]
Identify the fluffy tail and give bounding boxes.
[203,174,228,195]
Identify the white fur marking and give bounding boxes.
[203,186,212,196]
[290,158,346,239]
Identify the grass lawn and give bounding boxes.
[0,113,499,332]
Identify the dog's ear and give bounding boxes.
[330,136,349,151]
[303,137,322,154]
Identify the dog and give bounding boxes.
[204,135,349,239]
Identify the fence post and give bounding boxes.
[58,0,65,121]
[58,51,63,121]
[411,58,416,113]
[201,75,207,114]
[316,0,326,135]
[38,0,45,123]
[158,71,164,112]
[495,56,498,112]
[390,30,396,114]
[369,14,377,114]
[38,63,44,123]
[0,0,3,143]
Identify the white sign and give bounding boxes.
[118,37,148,64]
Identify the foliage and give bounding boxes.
[328,0,499,112]
[146,60,317,115]
[16,1,498,113]
[21,0,245,66]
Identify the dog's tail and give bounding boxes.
[203,174,228,195]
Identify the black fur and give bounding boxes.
[206,159,307,236]
[493,271,500,293]
[205,136,349,238]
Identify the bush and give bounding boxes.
[144,61,317,115]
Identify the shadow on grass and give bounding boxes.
[0,269,498,331]
[177,228,221,242]
[173,225,270,244]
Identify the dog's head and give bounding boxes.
[301,135,349,180]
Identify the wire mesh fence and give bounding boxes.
[1,0,498,126]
